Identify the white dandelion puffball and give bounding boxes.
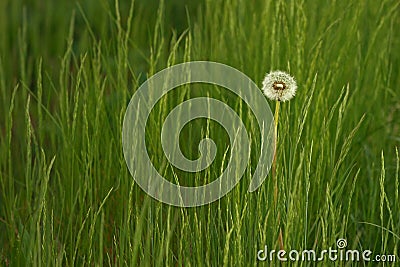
[262,70,297,102]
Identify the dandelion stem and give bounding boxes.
[273,101,284,250]
[272,100,280,206]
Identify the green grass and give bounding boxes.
[1,0,399,265]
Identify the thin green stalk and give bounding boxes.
[272,100,280,207]
[272,100,284,251]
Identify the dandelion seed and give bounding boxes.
[262,70,297,102]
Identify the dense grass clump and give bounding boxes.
[0,0,399,265]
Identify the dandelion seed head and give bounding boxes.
[262,70,297,102]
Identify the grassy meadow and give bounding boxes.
[0,0,399,265]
